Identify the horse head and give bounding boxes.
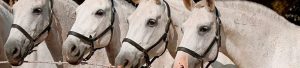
[173,0,221,68]
[4,0,53,66]
[115,0,172,67]
[63,0,115,65]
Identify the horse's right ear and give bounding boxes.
[183,0,193,11]
[193,0,201,3]
[132,0,140,5]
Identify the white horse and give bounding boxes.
[173,0,300,68]
[62,0,136,66]
[0,0,12,12]
[115,0,193,67]
[4,0,77,68]
[0,1,13,68]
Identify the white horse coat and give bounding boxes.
[0,1,13,68]
[174,0,300,68]
[62,0,136,68]
[6,0,78,68]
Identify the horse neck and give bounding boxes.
[113,0,135,40]
[217,1,300,67]
[163,0,191,57]
[0,5,13,43]
[165,0,190,27]
[52,0,78,40]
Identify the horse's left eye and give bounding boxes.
[32,8,42,14]
[198,26,211,33]
[147,19,157,27]
[95,9,105,16]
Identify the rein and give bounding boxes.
[10,0,54,60]
[121,0,171,68]
[67,0,116,61]
[177,7,222,68]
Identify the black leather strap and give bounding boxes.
[68,31,94,45]
[11,24,35,41]
[177,37,217,59]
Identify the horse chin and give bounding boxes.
[6,50,25,66]
[66,53,84,65]
[133,56,146,68]
[8,58,24,66]
[66,57,82,65]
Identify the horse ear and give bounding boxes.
[183,0,193,11]
[154,0,161,4]
[132,0,140,5]
[206,0,215,12]
[193,0,201,3]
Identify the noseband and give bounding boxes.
[122,0,171,67]
[177,7,222,68]
[67,0,116,61]
[11,0,54,59]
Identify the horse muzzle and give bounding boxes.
[7,58,24,66]
[173,51,190,68]
[4,43,25,66]
[65,45,85,65]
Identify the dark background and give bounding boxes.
[248,0,300,25]
[2,0,300,25]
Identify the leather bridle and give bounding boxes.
[177,7,222,68]
[121,0,171,68]
[11,0,54,59]
[67,0,116,61]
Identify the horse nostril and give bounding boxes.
[180,64,185,68]
[12,47,18,55]
[124,59,129,67]
[75,50,80,57]
[71,45,77,52]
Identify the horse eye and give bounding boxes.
[147,19,157,27]
[199,26,211,33]
[32,8,42,14]
[95,9,105,16]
